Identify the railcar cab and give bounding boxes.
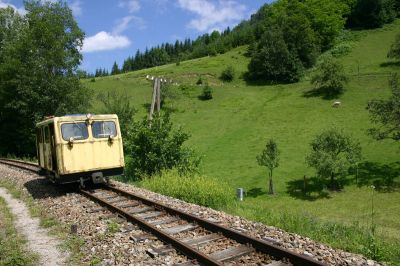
[36,114,125,185]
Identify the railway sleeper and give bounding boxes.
[210,245,254,262]
[146,244,175,258]
[164,224,199,235]
[130,233,157,243]
[182,233,224,246]
[149,216,179,226]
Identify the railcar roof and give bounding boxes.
[36,114,118,127]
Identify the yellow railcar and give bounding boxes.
[36,114,124,185]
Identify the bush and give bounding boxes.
[196,75,203,85]
[220,66,235,82]
[199,83,213,100]
[311,56,348,98]
[387,33,400,60]
[141,170,233,209]
[124,112,200,180]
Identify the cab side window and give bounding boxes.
[44,126,50,143]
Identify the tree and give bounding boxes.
[367,73,400,141]
[387,33,400,60]
[306,128,362,189]
[0,1,89,156]
[248,29,303,83]
[257,139,280,195]
[124,112,200,179]
[347,0,397,29]
[311,56,348,98]
[111,61,120,75]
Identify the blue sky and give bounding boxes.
[1,0,271,73]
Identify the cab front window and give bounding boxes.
[61,123,88,141]
[92,121,117,138]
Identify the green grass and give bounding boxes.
[140,170,233,209]
[85,20,400,264]
[0,195,38,266]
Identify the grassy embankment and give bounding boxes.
[85,21,400,263]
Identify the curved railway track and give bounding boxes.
[0,158,325,266]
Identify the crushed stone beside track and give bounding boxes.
[0,164,380,266]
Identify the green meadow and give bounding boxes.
[84,21,400,263]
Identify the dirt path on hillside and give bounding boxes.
[0,187,66,266]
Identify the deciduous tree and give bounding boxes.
[367,73,400,141]
[306,128,362,189]
[311,56,348,98]
[257,139,280,195]
[0,1,89,156]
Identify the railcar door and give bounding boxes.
[36,127,44,168]
[49,124,57,171]
[43,125,52,170]
[90,120,123,169]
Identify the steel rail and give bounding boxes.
[105,185,325,266]
[0,158,39,174]
[0,158,325,265]
[80,188,223,266]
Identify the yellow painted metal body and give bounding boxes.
[35,114,124,182]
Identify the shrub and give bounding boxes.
[199,83,213,100]
[196,75,203,85]
[124,112,200,180]
[387,33,400,60]
[90,77,95,82]
[97,91,136,139]
[220,66,235,82]
[141,170,233,209]
[176,61,180,66]
[311,56,348,98]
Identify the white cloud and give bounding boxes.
[118,0,140,13]
[69,0,82,17]
[0,1,26,15]
[176,0,247,32]
[82,31,131,53]
[113,15,146,34]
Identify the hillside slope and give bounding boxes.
[84,21,400,247]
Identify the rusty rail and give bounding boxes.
[0,158,325,266]
[0,158,39,174]
[104,185,325,266]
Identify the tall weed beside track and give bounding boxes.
[140,170,233,209]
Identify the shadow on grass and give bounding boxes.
[355,161,400,192]
[246,187,267,198]
[380,61,400,68]
[141,103,179,113]
[286,176,332,201]
[302,87,342,100]
[242,72,294,86]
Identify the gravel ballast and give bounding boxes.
[0,164,380,266]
